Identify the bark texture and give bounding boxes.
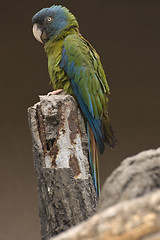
[28,94,97,240]
[98,147,160,211]
[50,148,160,240]
[51,190,160,240]
[28,94,160,240]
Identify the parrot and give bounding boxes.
[32,5,117,197]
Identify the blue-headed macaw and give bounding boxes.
[32,5,117,197]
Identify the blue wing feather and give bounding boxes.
[70,78,104,153]
[60,41,105,153]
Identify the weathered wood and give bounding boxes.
[98,148,160,211]
[50,148,160,240]
[28,93,160,240]
[50,190,160,240]
[28,94,97,240]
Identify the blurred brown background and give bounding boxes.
[1,0,160,239]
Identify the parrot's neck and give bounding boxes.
[44,28,80,55]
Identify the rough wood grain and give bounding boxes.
[28,94,97,240]
[98,148,160,211]
[50,190,160,240]
[50,148,160,240]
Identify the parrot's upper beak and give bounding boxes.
[32,23,43,43]
[32,23,49,44]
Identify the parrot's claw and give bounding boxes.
[47,89,63,96]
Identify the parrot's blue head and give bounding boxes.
[32,5,79,43]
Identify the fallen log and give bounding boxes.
[50,148,160,240]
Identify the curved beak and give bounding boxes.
[32,23,43,43]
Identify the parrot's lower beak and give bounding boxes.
[32,23,43,43]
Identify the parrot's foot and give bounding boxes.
[47,89,63,96]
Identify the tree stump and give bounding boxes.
[28,94,160,240]
[28,94,97,240]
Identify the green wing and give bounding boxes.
[59,34,114,153]
[60,34,110,120]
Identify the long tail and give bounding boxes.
[87,122,100,197]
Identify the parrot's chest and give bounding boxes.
[47,47,72,94]
[48,53,65,87]
[45,40,72,94]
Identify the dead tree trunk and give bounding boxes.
[28,94,97,240]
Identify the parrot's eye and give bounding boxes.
[46,16,52,22]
